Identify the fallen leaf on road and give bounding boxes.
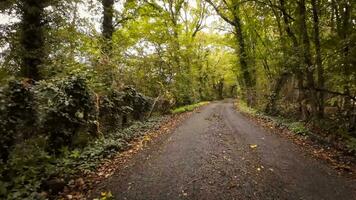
[250,144,258,149]
[182,190,188,196]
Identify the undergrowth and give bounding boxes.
[0,116,166,200]
[236,101,355,153]
[237,101,313,136]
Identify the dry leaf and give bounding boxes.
[250,144,258,149]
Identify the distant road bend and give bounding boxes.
[92,100,356,200]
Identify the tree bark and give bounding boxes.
[102,0,114,55]
[217,78,224,100]
[265,72,290,114]
[100,0,115,87]
[311,0,324,118]
[339,1,352,122]
[20,0,45,81]
[278,0,307,118]
[232,5,254,106]
[298,0,318,118]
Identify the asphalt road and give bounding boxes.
[91,100,355,200]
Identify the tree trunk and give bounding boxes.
[298,0,317,118]
[102,0,114,55]
[279,0,298,47]
[311,0,324,118]
[20,0,45,81]
[339,1,352,124]
[265,72,290,114]
[232,6,253,106]
[217,78,224,100]
[279,0,307,118]
[101,0,115,87]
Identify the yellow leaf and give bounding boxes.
[250,144,258,149]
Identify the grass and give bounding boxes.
[171,102,209,114]
[235,101,310,136]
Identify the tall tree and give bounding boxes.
[102,0,115,55]
[206,0,254,106]
[311,0,324,118]
[298,0,317,117]
[19,0,46,81]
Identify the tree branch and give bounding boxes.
[205,0,236,26]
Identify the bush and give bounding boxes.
[99,86,152,131]
[155,98,173,114]
[0,76,155,199]
[122,86,152,121]
[0,79,37,162]
[99,89,130,132]
[152,91,175,114]
[1,138,53,200]
[36,76,96,152]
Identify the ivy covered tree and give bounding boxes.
[19,0,47,80]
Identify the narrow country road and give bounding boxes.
[92,100,355,200]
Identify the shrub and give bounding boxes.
[0,76,156,198]
[99,89,130,132]
[0,79,37,162]
[1,137,53,200]
[99,87,152,133]
[36,76,96,152]
[122,86,152,121]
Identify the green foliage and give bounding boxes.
[122,86,152,120]
[0,73,156,198]
[99,86,152,133]
[0,115,165,200]
[1,137,53,200]
[287,122,310,136]
[0,79,37,162]
[93,191,114,200]
[235,101,258,115]
[36,75,96,151]
[100,89,129,131]
[171,102,209,114]
[237,101,311,136]
[346,138,356,153]
[1,0,355,199]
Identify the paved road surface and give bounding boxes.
[92,100,355,200]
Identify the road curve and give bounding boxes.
[91,100,355,200]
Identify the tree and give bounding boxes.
[102,0,114,55]
[206,0,254,106]
[19,0,47,81]
[311,0,324,118]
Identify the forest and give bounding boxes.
[0,0,355,199]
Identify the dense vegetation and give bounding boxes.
[0,0,355,199]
